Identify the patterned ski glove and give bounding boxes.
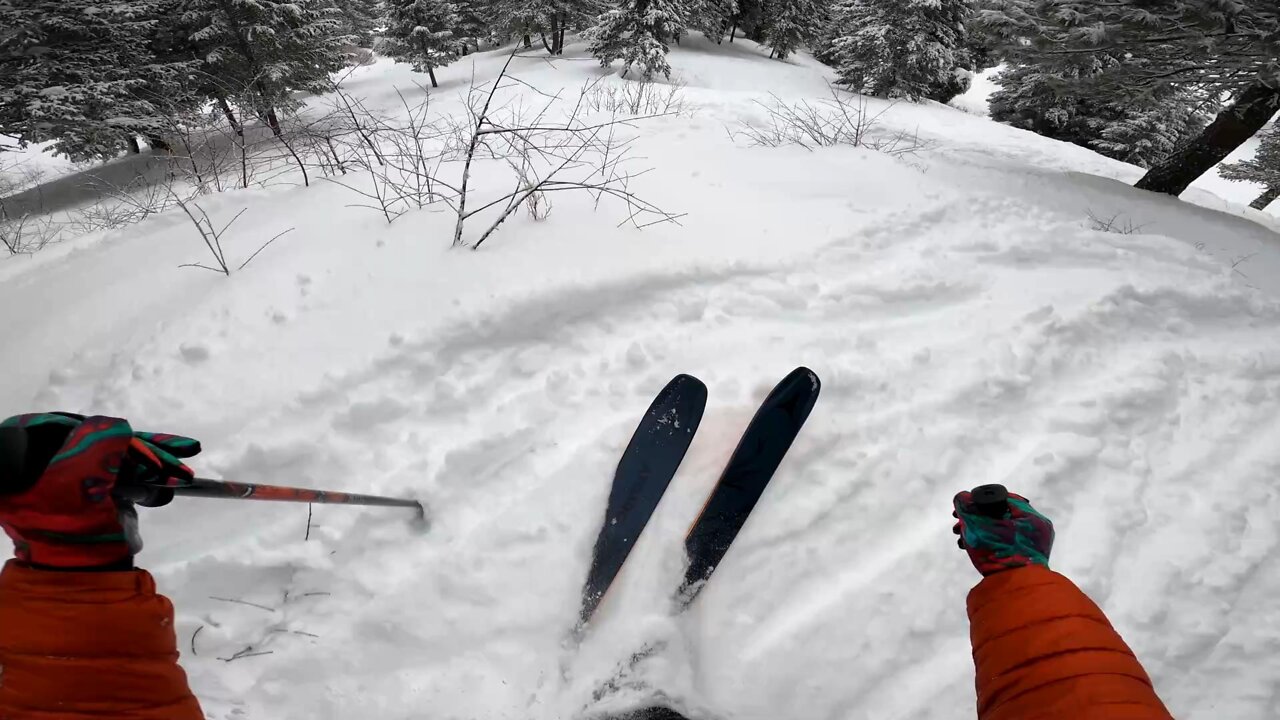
[952,489,1055,577]
[0,412,201,569]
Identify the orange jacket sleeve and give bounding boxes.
[0,559,203,719]
[967,565,1173,720]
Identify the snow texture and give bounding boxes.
[5,36,1280,720]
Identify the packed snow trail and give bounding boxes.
[3,38,1280,720]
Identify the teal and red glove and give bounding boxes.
[952,489,1055,576]
[0,413,201,570]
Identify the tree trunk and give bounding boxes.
[127,136,141,154]
[540,32,553,54]
[1135,82,1280,197]
[729,18,738,43]
[557,27,566,55]
[216,95,243,137]
[1251,185,1280,210]
[265,107,282,137]
[522,34,532,49]
[428,66,438,88]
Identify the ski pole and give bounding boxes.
[970,484,1010,518]
[114,477,425,518]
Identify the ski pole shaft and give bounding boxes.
[116,477,424,514]
[970,484,1010,518]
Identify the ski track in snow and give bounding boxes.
[5,37,1280,720]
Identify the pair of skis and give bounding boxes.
[576,367,821,719]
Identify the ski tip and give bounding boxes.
[778,363,819,392]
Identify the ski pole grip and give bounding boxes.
[0,427,30,497]
[971,484,1009,519]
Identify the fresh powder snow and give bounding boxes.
[3,37,1280,720]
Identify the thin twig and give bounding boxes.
[209,596,276,613]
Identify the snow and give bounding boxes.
[6,36,1280,720]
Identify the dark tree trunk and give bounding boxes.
[557,27,566,55]
[1251,185,1280,210]
[522,34,532,49]
[428,66,438,88]
[127,136,141,154]
[1135,82,1280,197]
[216,95,243,137]
[540,32,553,53]
[729,18,738,42]
[265,107,282,137]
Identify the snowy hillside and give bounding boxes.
[5,38,1280,720]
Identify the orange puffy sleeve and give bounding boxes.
[967,565,1173,720]
[0,559,203,719]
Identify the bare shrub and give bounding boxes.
[173,195,292,275]
[1087,210,1148,235]
[449,52,684,249]
[584,79,692,117]
[320,84,453,224]
[736,89,934,159]
[0,211,59,255]
[72,172,183,234]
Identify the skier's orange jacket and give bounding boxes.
[968,565,1173,719]
[0,561,1170,719]
[0,560,203,719]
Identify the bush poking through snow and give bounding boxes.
[736,90,934,159]
[448,52,684,249]
[1086,210,1148,235]
[583,79,693,118]
[173,197,293,276]
[321,84,452,224]
[0,211,59,256]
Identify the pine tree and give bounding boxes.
[330,0,383,46]
[181,0,349,136]
[759,0,825,60]
[0,0,193,160]
[827,0,972,102]
[1221,124,1280,211]
[489,0,600,54]
[686,0,738,42]
[974,0,1280,196]
[987,61,1116,147]
[587,0,687,79]
[380,0,460,87]
[1091,92,1214,169]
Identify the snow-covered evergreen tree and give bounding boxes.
[827,0,972,102]
[974,0,1280,195]
[686,0,738,42]
[587,0,688,79]
[1221,124,1280,211]
[1091,92,1213,169]
[489,0,600,54]
[330,0,384,46]
[181,0,349,135]
[0,0,193,159]
[760,0,824,60]
[379,0,460,87]
[989,59,1214,168]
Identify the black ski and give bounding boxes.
[579,374,708,629]
[676,366,820,607]
[590,367,822,720]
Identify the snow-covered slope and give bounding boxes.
[5,38,1280,720]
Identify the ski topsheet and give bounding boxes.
[677,366,821,607]
[589,367,822,720]
[579,374,708,628]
